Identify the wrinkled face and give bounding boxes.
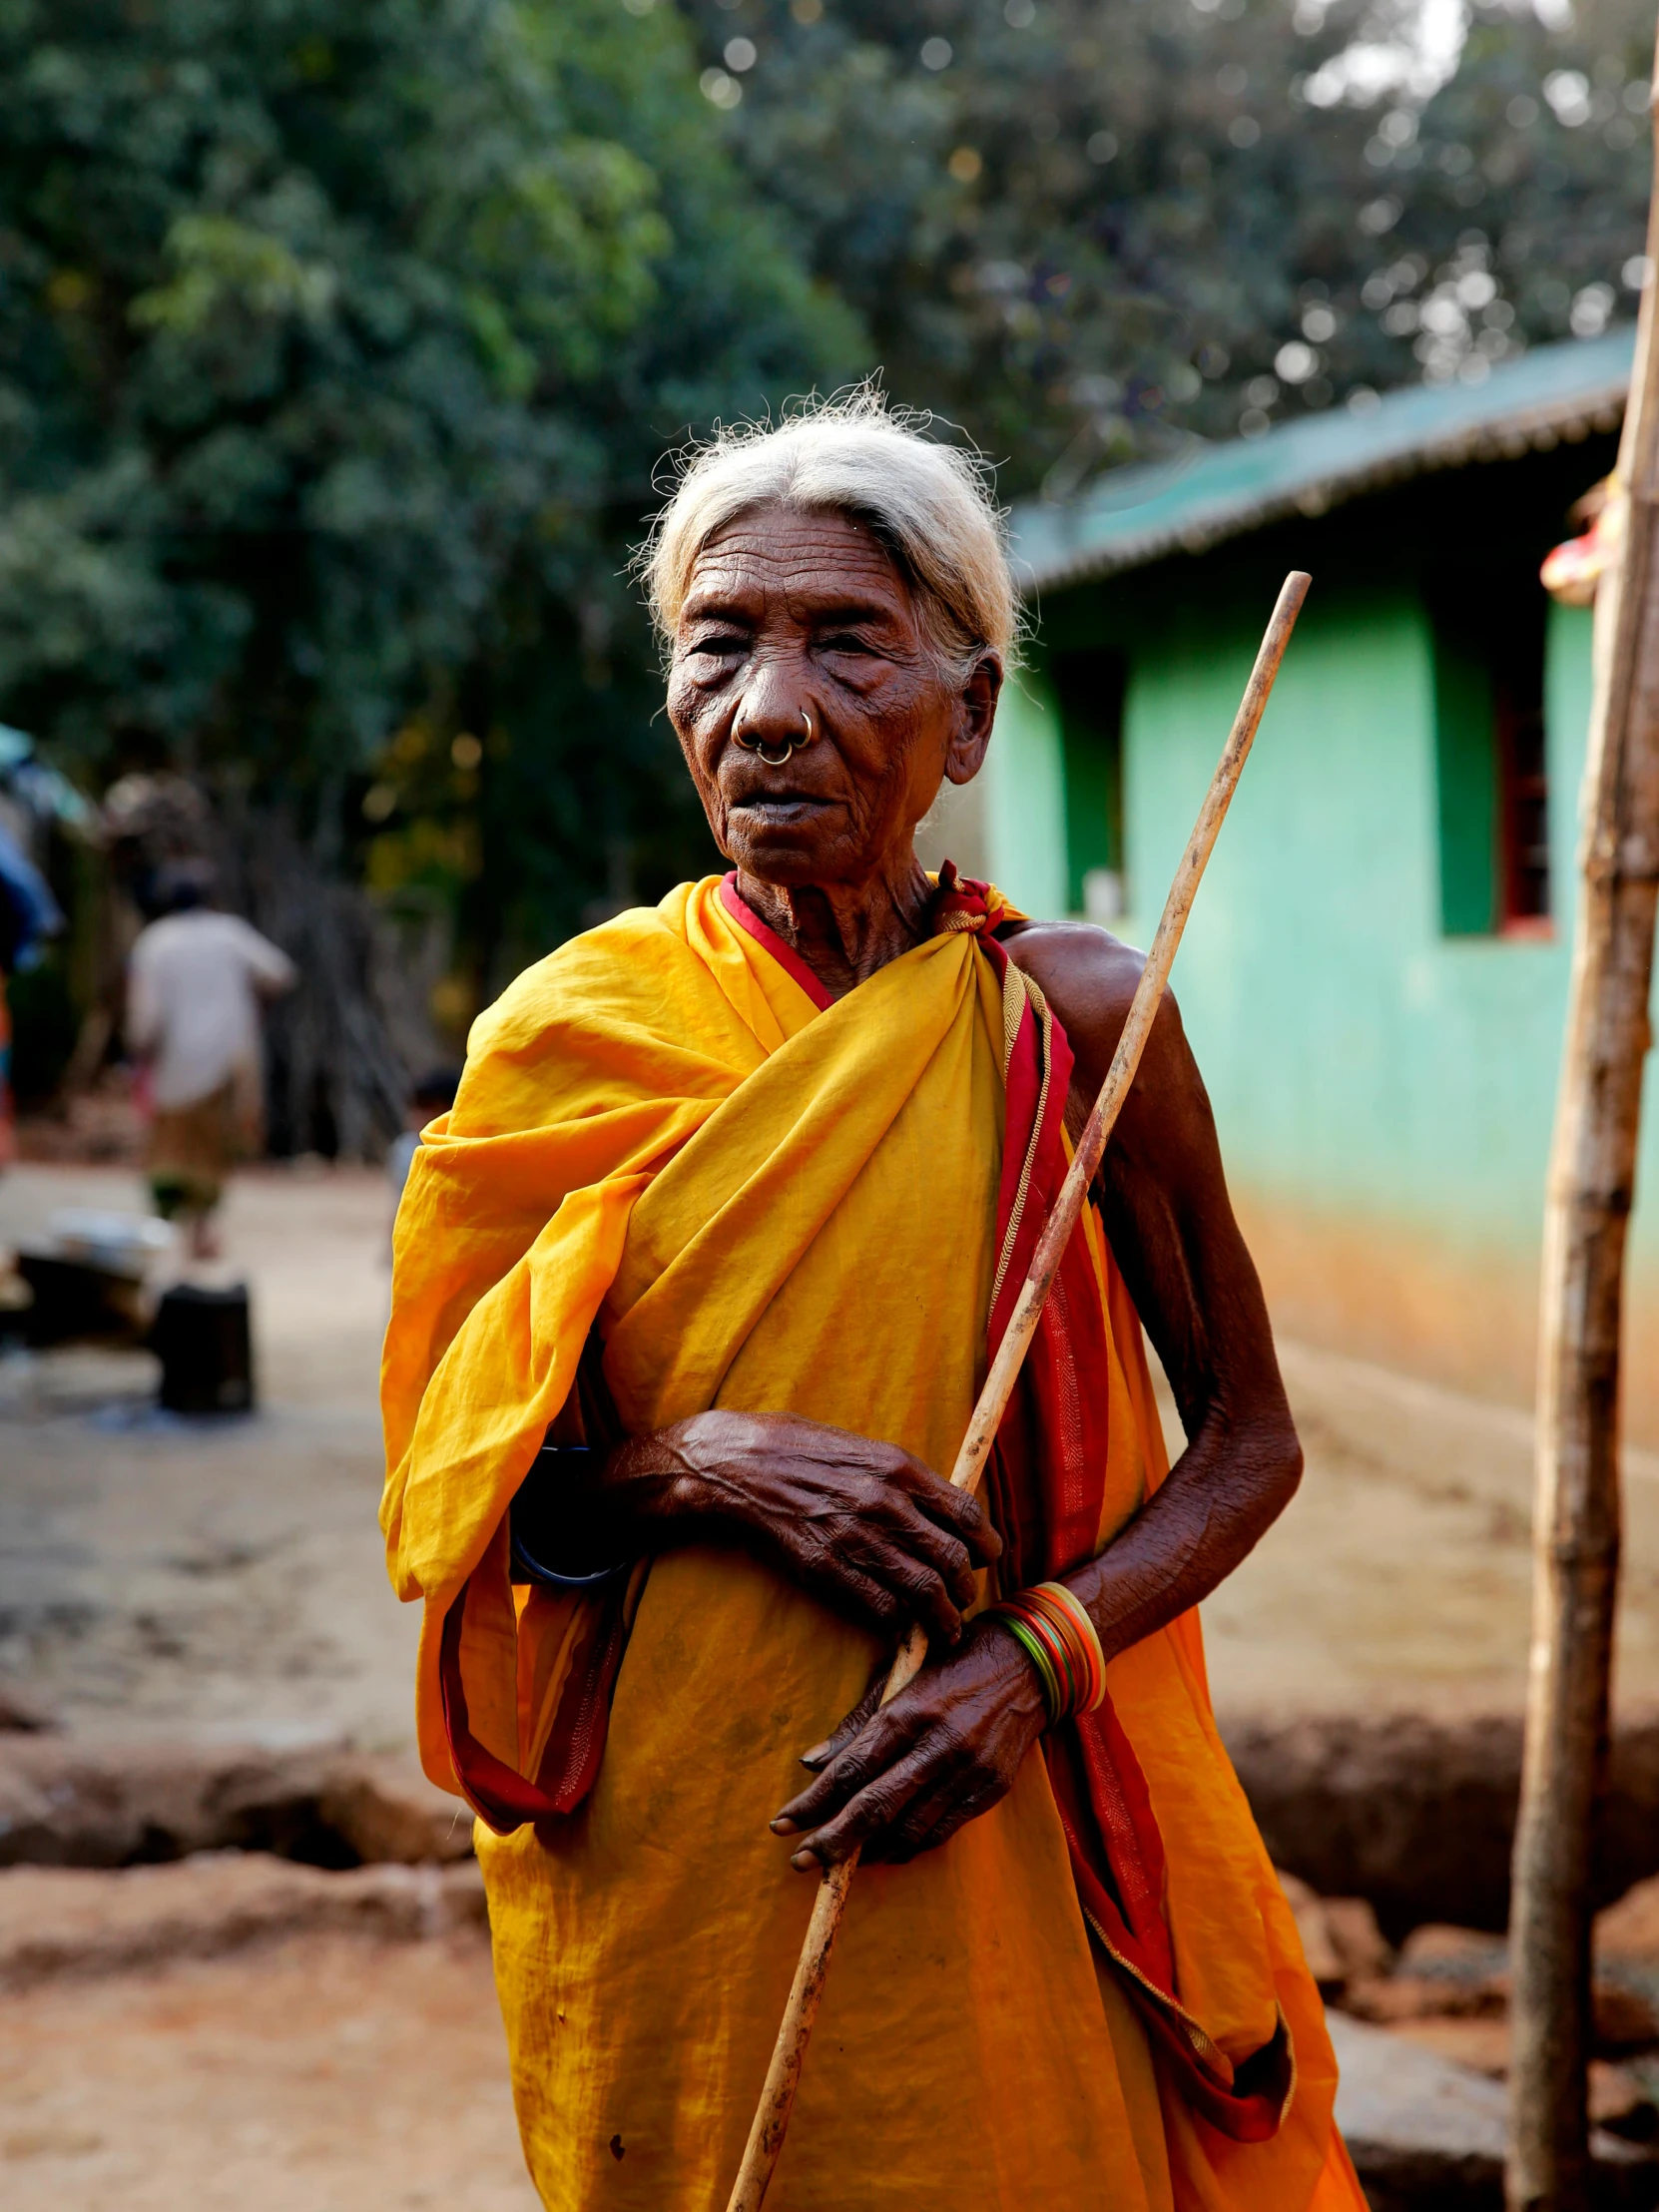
[667,503,998,888]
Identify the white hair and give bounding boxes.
[637,385,1020,678]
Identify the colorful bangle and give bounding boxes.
[986,1580,1106,1724]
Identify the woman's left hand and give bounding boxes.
[770,1619,1048,1867]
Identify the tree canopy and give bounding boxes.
[681,0,1656,486]
[4,0,1657,1121]
[0,0,857,971]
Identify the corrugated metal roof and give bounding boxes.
[1008,330,1635,594]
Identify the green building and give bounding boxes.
[919,333,1659,1433]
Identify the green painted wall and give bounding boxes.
[983,575,1659,1271]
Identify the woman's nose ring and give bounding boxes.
[733,707,816,768]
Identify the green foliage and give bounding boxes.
[679,0,1656,487]
[0,0,857,970]
[8,0,1658,1020]
[1398,0,1654,378]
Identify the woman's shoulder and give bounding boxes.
[465,875,754,1072]
[441,907,713,1142]
[470,904,692,1060]
[998,918,1202,1146]
[999,918,1150,1034]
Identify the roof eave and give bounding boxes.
[1013,381,1629,597]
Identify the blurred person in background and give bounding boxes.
[127,863,295,1258]
[0,818,63,1170]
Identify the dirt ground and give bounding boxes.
[0,1928,538,2212]
[1206,1336,1659,1721]
[5,1156,1659,2208]
[0,1162,415,1752]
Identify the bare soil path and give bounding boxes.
[0,1928,538,2212]
[1196,1339,1659,1722]
[0,1163,416,1752]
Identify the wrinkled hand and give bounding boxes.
[770,1618,1048,1867]
[597,1409,1001,1646]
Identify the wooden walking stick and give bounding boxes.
[1508,35,1659,2210]
[724,568,1312,2212]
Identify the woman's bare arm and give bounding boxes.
[1005,917,1303,1658]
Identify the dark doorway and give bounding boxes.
[1427,571,1550,938]
[1049,648,1128,922]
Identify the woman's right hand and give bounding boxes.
[583,1409,1001,1645]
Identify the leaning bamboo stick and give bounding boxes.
[1507,36,1659,2211]
[723,568,1312,2212]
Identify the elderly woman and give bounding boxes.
[381,397,1366,2212]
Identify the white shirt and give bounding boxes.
[127,910,296,1109]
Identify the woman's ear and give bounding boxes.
[943,653,1002,787]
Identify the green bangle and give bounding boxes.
[991,1609,1062,1725]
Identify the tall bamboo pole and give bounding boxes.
[1507,40,1659,2211]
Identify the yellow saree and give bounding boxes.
[381,873,1365,2211]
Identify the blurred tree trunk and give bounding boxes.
[241,813,413,1160]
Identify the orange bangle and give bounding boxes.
[987,1580,1106,1722]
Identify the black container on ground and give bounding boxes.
[151,1283,256,1413]
[15,1252,149,1346]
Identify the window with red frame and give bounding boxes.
[1431,575,1551,938]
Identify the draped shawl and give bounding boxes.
[381,872,1363,2212]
